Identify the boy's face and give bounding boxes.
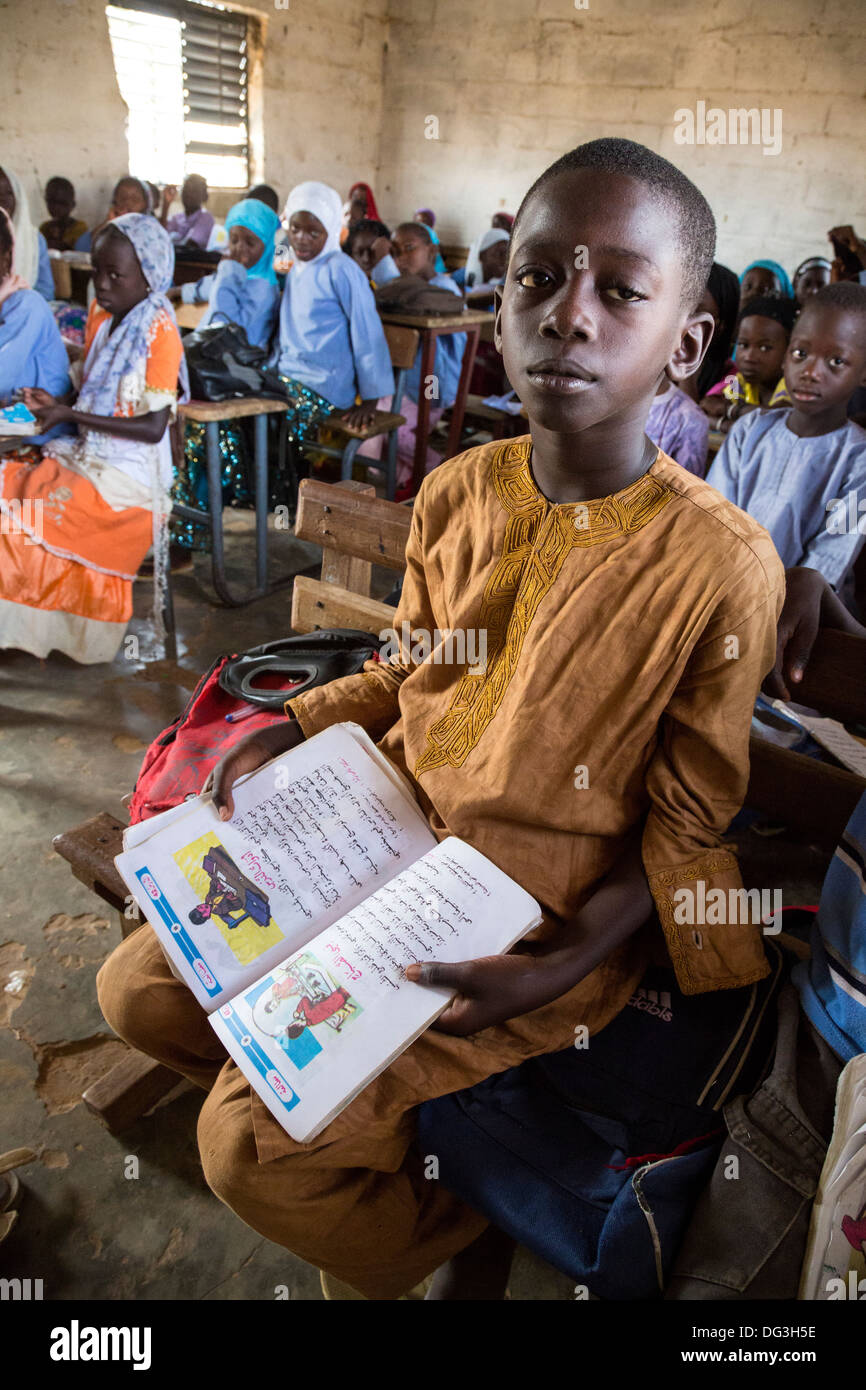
[735,314,788,386]
[393,228,435,279]
[785,304,866,415]
[112,182,148,216]
[92,231,149,318]
[496,169,711,436]
[794,264,830,306]
[228,224,264,269]
[740,266,780,304]
[350,227,379,275]
[46,185,74,221]
[288,211,327,261]
[182,177,207,214]
[480,239,509,283]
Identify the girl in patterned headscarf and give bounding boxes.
[0,212,186,663]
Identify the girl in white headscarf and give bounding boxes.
[0,166,54,299]
[273,180,393,434]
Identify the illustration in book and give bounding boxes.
[246,951,363,1071]
[173,831,286,966]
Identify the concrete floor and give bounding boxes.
[0,511,579,1302]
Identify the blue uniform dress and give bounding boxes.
[181,259,279,350]
[707,408,866,597]
[274,249,394,412]
[0,287,71,445]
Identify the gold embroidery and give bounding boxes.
[414,440,674,775]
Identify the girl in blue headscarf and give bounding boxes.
[174,196,280,349]
[171,197,282,548]
[739,259,794,307]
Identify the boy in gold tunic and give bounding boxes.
[98,140,785,1298]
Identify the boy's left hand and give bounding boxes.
[406,951,549,1035]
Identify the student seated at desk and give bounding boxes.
[98,138,785,1301]
[707,283,866,601]
[701,294,795,428]
[78,177,153,256]
[0,209,72,447]
[343,218,392,284]
[169,198,280,349]
[361,220,465,492]
[0,165,54,301]
[271,180,393,440]
[160,175,214,250]
[40,176,88,253]
[738,258,793,309]
[452,227,510,292]
[0,214,186,664]
[414,208,447,273]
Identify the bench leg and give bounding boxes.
[254,411,269,594]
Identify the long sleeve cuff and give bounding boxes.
[647,847,771,995]
[287,659,406,743]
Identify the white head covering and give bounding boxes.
[282,181,343,276]
[2,167,40,288]
[464,226,510,291]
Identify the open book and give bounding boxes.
[115,723,542,1142]
[799,1053,866,1300]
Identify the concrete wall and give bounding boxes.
[0,0,130,232]
[0,0,388,228]
[377,0,866,278]
[1,0,863,279]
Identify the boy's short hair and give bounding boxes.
[248,183,279,212]
[738,294,797,335]
[396,220,432,245]
[345,218,391,254]
[803,281,866,344]
[513,137,716,310]
[46,175,74,199]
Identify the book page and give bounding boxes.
[114,723,436,1010]
[209,836,542,1143]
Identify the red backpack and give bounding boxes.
[128,630,380,824]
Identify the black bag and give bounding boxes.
[217,629,382,709]
[374,274,466,317]
[183,321,286,402]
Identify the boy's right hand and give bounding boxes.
[206,718,306,820]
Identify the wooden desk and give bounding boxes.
[175,302,208,331]
[176,396,288,607]
[377,309,491,494]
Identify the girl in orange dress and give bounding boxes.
[0,212,186,663]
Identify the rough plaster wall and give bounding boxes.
[0,0,388,228]
[0,0,130,232]
[377,0,866,276]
